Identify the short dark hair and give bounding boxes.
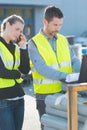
[44,6,63,22]
[1,14,24,32]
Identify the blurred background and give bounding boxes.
[0,0,87,84]
[0,0,87,40]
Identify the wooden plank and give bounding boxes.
[67,83,87,130]
[67,86,78,130]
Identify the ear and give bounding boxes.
[6,22,11,28]
[43,18,48,26]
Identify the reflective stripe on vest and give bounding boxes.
[0,42,23,88]
[31,33,72,94]
[33,79,59,84]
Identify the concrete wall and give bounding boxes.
[34,0,87,37]
[0,0,60,6]
[34,7,44,34]
[54,0,87,37]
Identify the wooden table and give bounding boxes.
[67,83,87,130]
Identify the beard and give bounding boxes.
[50,31,58,37]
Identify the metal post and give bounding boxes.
[67,83,87,130]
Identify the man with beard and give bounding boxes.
[28,5,81,129]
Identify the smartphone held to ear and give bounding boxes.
[17,35,21,43]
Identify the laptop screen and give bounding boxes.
[78,54,87,83]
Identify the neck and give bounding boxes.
[1,33,10,44]
[42,29,54,39]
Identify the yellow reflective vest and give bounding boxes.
[0,42,23,88]
[31,33,73,94]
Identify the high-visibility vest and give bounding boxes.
[0,42,23,88]
[31,33,73,94]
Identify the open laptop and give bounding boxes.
[65,54,87,84]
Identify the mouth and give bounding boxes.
[50,31,58,36]
[53,31,58,33]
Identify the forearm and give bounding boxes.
[0,57,21,79]
[28,42,67,80]
[70,46,81,72]
[19,48,30,74]
[34,60,67,80]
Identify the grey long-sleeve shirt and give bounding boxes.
[28,33,81,81]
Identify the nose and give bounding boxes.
[56,26,61,31]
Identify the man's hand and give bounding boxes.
[65,73,80,83]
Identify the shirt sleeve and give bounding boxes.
[19,47,30,74]
[0,48,30,79]
[0,57,21,79]
[69,45,81,72]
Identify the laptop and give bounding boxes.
[65,54,87,84]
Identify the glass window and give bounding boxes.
[23,9,32,19]
[6,8,22,17]
[0,9,4,19]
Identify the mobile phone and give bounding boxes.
[17,35,21,43]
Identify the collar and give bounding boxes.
[40,29,58,40]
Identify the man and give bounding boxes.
[28,6,81,129]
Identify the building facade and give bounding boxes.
[0,0,87,40]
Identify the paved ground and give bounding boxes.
[22,82,41,130]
